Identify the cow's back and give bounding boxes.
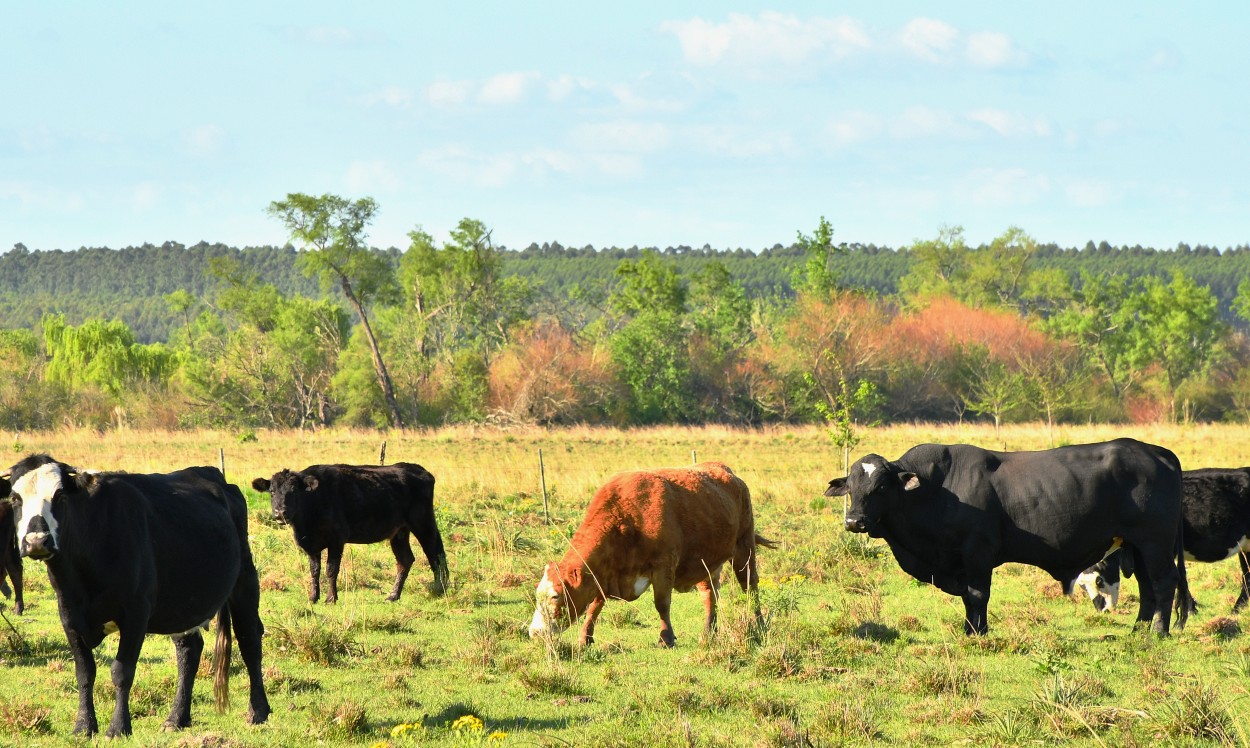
[94,468,242,632]
[576,462,753,588]
[300,463,434,543]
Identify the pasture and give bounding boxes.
[2,422,1250,746]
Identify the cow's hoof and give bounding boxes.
[248,705,272,725]
[162,719,189,732]
[385,593,400,602]
[658,635,676,648]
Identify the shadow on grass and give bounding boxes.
[422,701,576,732]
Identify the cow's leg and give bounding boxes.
[961,569,993,636]
[1131,546,1158,625]
[106,622,148,737]
[698,564,723,642]
[4,545,22,615]
[325,544,345,604]
[1139,544,1178,636]
[307,550,322,604]
[164,630,203,730]
[387,532,415,602]
[231,563,273,724]
[653,576,678,648]
[579,596,605,646]
[410,511,449,595]
[1235,552,1250,612]
[732,542,764,623]
[65,628,100,736]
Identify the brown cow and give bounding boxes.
[528,462,776,647]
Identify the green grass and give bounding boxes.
[3,423,1250,745]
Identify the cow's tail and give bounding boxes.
[754,533,779,550]
[213,605,233,713]
[1174,515,1190,632]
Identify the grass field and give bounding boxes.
[2,422,1250,746]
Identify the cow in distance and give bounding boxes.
[529,462,777,648]
[825,439,1188,636]
[252,462,449,603]
[0,454,270,737]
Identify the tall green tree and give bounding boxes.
[1044,271,1141,401]
[898,225,969,301]
[793,216,841,294]
[268,193,403,428]
[1125,272,1223,421]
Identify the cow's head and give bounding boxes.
[528,561,583,639]
[1074,564,1119,612]
[0,454,90,560]
[252,470,318,525]
[823,454,919,537]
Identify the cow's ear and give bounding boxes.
[252,477,271,493]
[824,478,849,497]
[302,475,319,492]
[72,471,100,492]
[899,472,920,491]
[566,566,582,588]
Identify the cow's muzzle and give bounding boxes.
[271,512,287,526]
[844,517,869,533]
[21,532,56,560]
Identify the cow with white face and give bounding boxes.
[7,459,70,559]
[0,454,270,737]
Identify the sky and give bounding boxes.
[2,3,1247,254]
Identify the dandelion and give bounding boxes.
[369,742,392,748]
[487,731,508,742]
[391,722,417,738]
[452,714,485,733]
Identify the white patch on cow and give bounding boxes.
[171,619,213,638]
[529,568,558,638]
[11,464,64,552]
[1074,570,1101,602]
[633,576,651,597]
[1210,535,1250,561]
[861,463,877,477]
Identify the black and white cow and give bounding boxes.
[252,462,449,603]
[0,455,271,737]
[0,497,22,614]
[1077,466,1250,614]
[825,439,1188,636]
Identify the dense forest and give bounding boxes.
[3,237,1248,344]
[2,196,1249,433]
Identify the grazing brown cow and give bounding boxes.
[528,462,776,647]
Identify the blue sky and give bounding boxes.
[2,3,1246,254]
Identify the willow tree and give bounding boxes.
[267,193,404,429]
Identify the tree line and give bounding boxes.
[2,195,1249,432]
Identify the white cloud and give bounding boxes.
[961,168,1050,207]
[0,181,84,213]
[691,125,797,158]
[345,160,401,193]
[899,18,958,62]
[419,144,646,187]
[967,109,1050,137]
[425,79,473,108]
[571,122,671,154]
[1064,179,1116,208]
[827,111,884,145]
[132,182,159,212]
[184,124,224,157]
[661,12,871,69]
[966,31,1024,67]
[547,74,596,102]
[608,83,687,113]
[478,71,540,105]
[892,106,964,139]
[362,86,414,109]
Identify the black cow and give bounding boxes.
[0,498,22,614]
[825,439,1188,636]
[1078,467,1250,614]
[252,462,449,603]
[0,455,270,737]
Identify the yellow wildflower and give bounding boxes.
[488,731,508,742]
[452,714,485,732]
